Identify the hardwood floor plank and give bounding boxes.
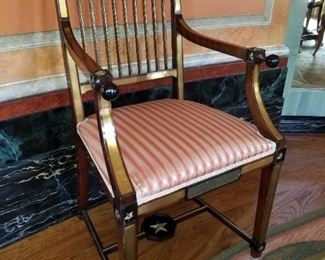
[0,134,324,260]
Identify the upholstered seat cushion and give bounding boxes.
[77,99,276,205]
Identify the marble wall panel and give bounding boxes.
[0,147,106,247]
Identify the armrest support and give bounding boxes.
[176,15,286,153]
[59,18,136,211]
[96,96,137,217]
[245,63,286,152]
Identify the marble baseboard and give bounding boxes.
[0,146,106,248]
[0,67,287,248]
[279,116,325,132]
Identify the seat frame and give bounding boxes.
[55,0,287,259]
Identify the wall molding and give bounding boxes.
[0,44,289,103]
[0,54,288,122]
[0,0,274,53]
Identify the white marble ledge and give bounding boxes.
[0,44,289,103]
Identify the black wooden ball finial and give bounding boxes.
[92,70,119,101]
[100,83,119,101]
[266,54,279,68]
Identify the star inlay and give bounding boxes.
[149,221,168,234]
[124,211,134,222]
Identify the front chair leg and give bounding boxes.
[250,163,281,258]
[118,222,138,260]
[76,140,89,213]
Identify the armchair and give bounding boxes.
[55,0,286,259]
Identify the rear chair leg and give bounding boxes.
[76,140,89,214]
[250,163,281,258]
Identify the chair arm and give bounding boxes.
[245,63,286,154]
[59,18,137,211]
[60,19,119,101]
[176,15,281,67]
[176,15,286,153]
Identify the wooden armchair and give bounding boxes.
[55,0,286,259]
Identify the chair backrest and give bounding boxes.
[56,0,184,123]
[67,0,172,78]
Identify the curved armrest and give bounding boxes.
[61,19,100,76]
[176,15,282,67]
[61,19,119,101]
[245,63,286,154]
[176,15,286,154]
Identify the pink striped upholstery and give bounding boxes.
[77,99,276,205]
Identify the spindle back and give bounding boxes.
[66,0,173,78]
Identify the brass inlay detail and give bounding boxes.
[97,96,134,197]
[241,156,273,174]
[66,52,84,123]
[58,0,68,18]
[119,223,137,259]
[115,69,176,86]
[176,32,184,100]
[174,0,182,14]
[80,69,177,95]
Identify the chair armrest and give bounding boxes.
[176,15,286,153]
[245,63,286,152]
[59,18,136,211]
[60,19,119,101]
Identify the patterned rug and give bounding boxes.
[213,208,325,260]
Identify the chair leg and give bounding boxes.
[118,222,138,260]
[76,140,89,212]
[250,163,281,258]
[313,15,325,56]
[317,5,323,28]
[305,9,312,31]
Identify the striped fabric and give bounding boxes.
[77,99,276,205]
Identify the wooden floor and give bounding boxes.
[1,134,324,260]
